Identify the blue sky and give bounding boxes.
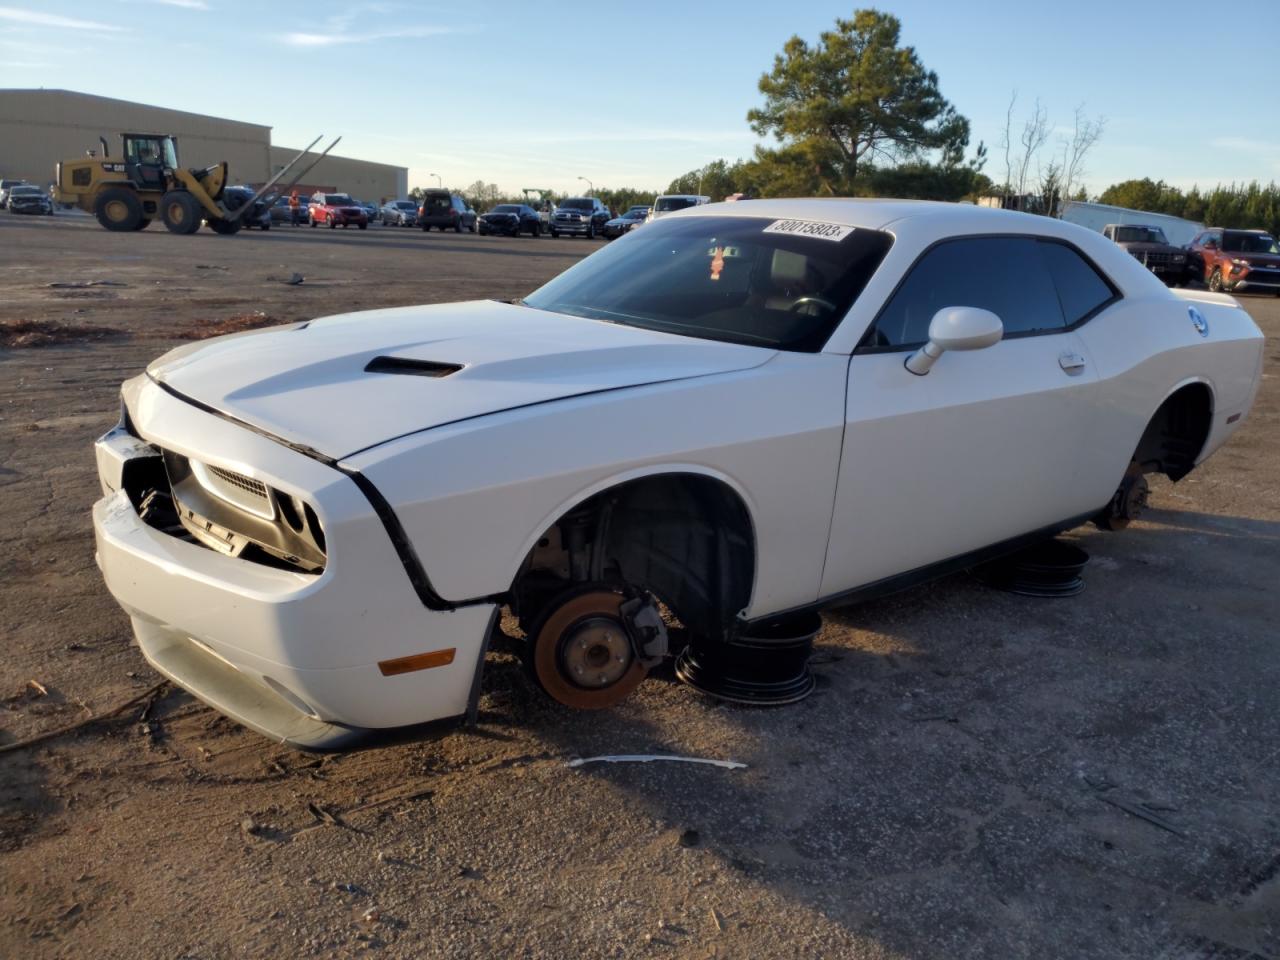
[2,0,1277,197]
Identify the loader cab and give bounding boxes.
[121,133,178,191]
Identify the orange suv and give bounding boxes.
[1187,228,1280,294]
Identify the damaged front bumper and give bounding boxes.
[92,376,496,749]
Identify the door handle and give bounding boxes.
[1058,352,1086,375]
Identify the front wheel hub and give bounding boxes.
[560,617,632,688]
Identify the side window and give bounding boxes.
[866,237,1065,348]
[1037,241,1116,325]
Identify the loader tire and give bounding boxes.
[160,191,201,234]
[94,188,142,232]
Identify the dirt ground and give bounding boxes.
[0,212,1277,960]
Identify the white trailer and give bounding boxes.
[1062,201,1202,247]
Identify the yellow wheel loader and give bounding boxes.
[54,133,338,236]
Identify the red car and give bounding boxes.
[1186,228,1280,294]
[307,191,368,230]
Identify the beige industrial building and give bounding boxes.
[0,89,408,200]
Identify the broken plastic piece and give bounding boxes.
[565,754,747,770]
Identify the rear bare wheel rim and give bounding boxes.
[105,200,129,222]
[167,202,186,225]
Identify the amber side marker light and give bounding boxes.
[378,648,456,676]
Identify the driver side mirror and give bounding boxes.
[904,306,1004,376]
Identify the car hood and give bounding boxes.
[147,300,776,460]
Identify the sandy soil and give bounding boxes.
[0,213,1277,960]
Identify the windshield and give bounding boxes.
[1223,232,1279,254]
[1115,226,1168,244]
[327,194,354,205]
[524,215,893,352]
[395,201,416,210]
[655,197,699,212]
[11,186,41,196]
[491,204,520,213]
[560,198,593,211]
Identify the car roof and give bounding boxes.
[672,197,1107,234]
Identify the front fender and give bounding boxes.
[344,352,850,619]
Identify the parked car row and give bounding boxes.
[1102,222,1280,294]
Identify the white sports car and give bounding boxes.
[92,200,1264,748]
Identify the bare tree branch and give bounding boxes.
[1015,98,1050,197]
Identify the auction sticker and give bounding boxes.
[763,219,855,242]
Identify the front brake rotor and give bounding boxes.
[530,590,647,709]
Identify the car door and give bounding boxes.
[821,234,1110,597]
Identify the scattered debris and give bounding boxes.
[26,680,48,697]
[361,908,380,923]
[307,802,343,827]
[678,829,701,848]
[1097,793,1186,837]
[710,907,725,932]
[178,312,282,340]
[240,817,261,837]
[0,681,168,755]
[566,754,747,770]
[1,319,127,349]
[287,272,304,285]
[47,280,127,288]
[194,264,228,271]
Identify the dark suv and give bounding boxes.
[1187,228,1280,294]
[550,197,611,238]
[418,190,476,232]
[1101,224,1187,286]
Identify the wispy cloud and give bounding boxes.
[283,24,461,47]
[1209,137,1280,154]
[133,0,210,8]
[0,5,128,31]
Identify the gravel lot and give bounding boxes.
[1,212,1277,960]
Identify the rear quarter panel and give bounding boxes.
[1073,289,1264,495]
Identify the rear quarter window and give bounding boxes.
[1038,241,1117,325]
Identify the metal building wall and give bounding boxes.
[269,146,407,204]
[0,89,271,187]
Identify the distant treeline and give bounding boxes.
[1096,179,1280,237]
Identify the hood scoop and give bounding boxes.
[364,356,462,378]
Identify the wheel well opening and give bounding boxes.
[1133,383,1213,482]
[511,474,755,641]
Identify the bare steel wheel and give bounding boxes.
[527,589,646,709]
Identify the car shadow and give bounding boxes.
[438,507,1280,955]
